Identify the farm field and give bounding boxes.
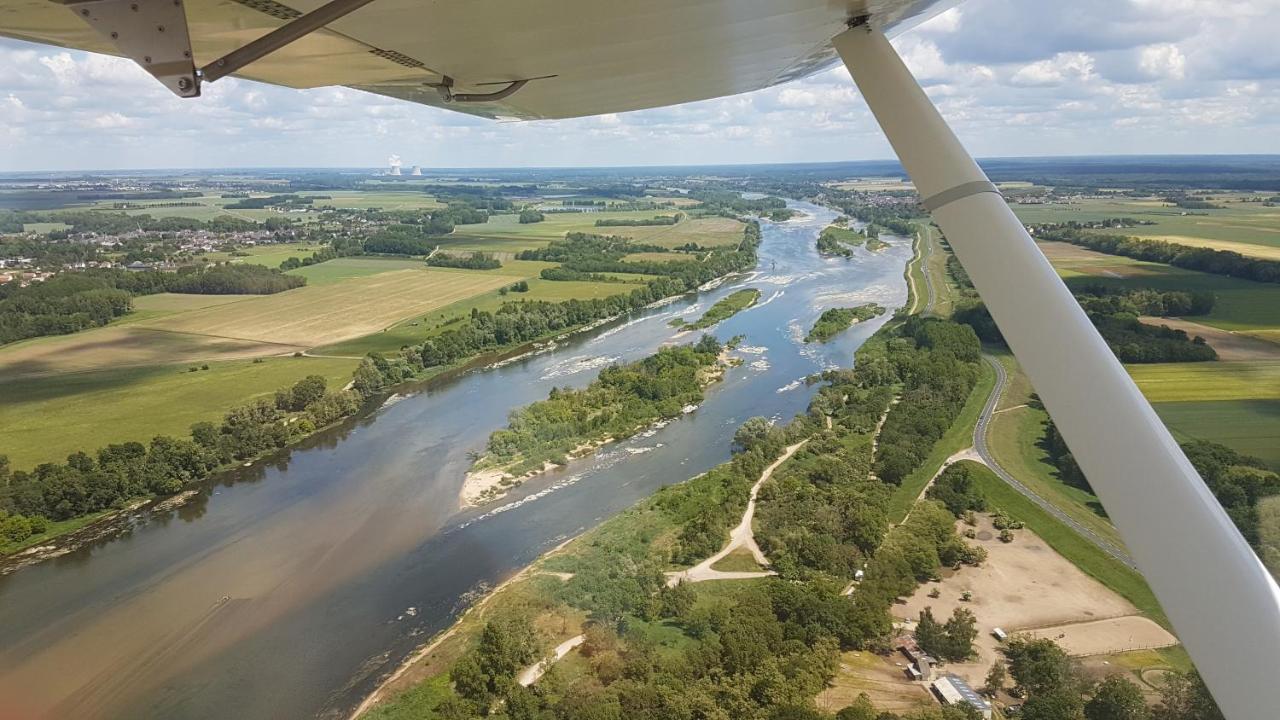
[212,243,322,268]
[0,261,520,378]
[1126,361,1280,402]
[134,267,515,348]
[1153,400,1280,468]
[1013,195,1280,256]
[320,276,644,357]
[1039,240,1280,343]
[452,211,745,249]
[287,256,425,284]
[1031,239,1280,466]
[0,356,356,470]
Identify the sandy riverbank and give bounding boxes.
[459,348,736,508]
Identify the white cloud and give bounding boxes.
[1139,44,1187,80]
[1,0,1278,170]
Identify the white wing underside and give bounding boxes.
[0,0,951,119]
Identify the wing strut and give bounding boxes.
[60,0,383,97]
[833,22,1279,719]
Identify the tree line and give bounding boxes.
[952,278,1219,363]
[426,252,502,270]
[0,264,304,346]
[1036,225,1280,285]
[0,374,362,545]
[595,214,682,227]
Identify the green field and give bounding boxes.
[219,244,322,268]
[0,356,356,469]
[286,256,425,284]
[966,460,1171,629]
[1127,361,1280,402]
[21,222,71,233]
[1013,195,1280,257]
[986,353,1129,549]
[1153,400,1280,468]
[1041,241,1280,342]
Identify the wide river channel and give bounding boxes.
[0,201,912,719]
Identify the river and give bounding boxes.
[0,201,912,719]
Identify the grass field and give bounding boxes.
[1153,400,1280,468]
[987,353,1128,549]
[1013,195,1280,257]
[967,460,1172,629]
[0,356,356,469]
[1127,361,1280,402]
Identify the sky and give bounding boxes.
[1,0,1277,171]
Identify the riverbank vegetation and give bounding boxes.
[804,304,886,343]
[363,312,1034,720]
[674,288,760,331]
[472,336,726,477]
[816,225,864,257]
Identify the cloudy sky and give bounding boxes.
[1,0,1276,171]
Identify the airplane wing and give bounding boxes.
[0,0,952,119]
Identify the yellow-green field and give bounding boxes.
[452,212,744,249]
[0,260,520,377]
[1014,194,1280,257]
[133,267,515,348]
[0,356,357,470]
[1127,361,1280,402]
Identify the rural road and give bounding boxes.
[975,355,1138,570]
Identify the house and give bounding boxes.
[931,674,992,720]
[125,261,154,272]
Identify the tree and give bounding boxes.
[1004,637,1079,697]
[733,417,774,453]
[1086,675,1150,720]
[941,607,977,661]
[982,660,1007,697]
[1022,687,1086,720]
[1152,670,1224,720]
[835,693,878,720]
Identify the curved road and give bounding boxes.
[975,355,1138,570]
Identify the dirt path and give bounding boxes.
[517,634,586,687]
[665,439,808,586]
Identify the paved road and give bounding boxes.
[975,355,1138,570]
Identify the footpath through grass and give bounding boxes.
[968,460,1171,630]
